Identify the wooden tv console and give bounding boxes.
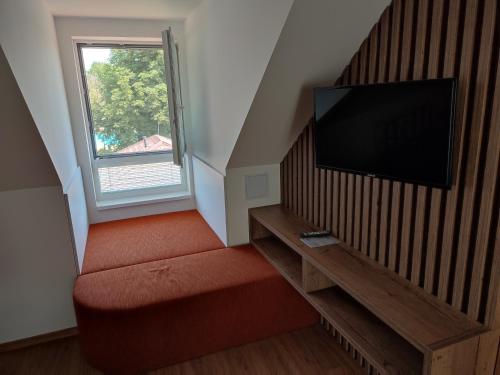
[249,205,486,375]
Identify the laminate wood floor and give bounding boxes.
[0,325,361,375]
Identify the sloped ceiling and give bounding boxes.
[0,0,78,187]
[0,46,60,192]
[228,0,390,168]
[45,0,201,19]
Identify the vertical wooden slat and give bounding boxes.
[361,176,371,255]
[427,0,446,78]
[359,40,369,84]
[424,189,444,293]
[453,0,497,311]
[287,151,293,209]
[388,0,403,82]
[302,129,308,219]
[369,179,380,260]
[280,162,284,205]
[291,144,296,213]
[326,170,332,231]
[378,7,391,83]
[283,153,288,208]
[346,174,354,246]
[400,0,417,81]
[388,183,401,272]
[438,0,481,302]
[308,124,314,222]
[399,184,415,278]
[319,169,326,228]
[368,23,379,83]
[343,66,351,85]
[354,174,363,251]
[297,134,303,218]
[379,180,391,266]
[351,52,360,85]
[332,171,340,238]
[339,172,347,242]
[411,186,427,285]
[313,162,320,226]
[413,0,430,79]
[301,127,308,218]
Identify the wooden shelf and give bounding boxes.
[253,237,302,287]
[249,205,486,374]
[253,237,422,375]
[250,205,483,351]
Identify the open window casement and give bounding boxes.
[162,28,186,167]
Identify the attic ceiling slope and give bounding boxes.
[228,0,390,169]
[0,46,60,192]
[45,0,202,19]
[0,0,78,186]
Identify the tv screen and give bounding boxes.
[314,78,456,188]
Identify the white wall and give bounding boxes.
[185,0,294,174]
[225,164,281,246]
[228,0,390,168]
[192,156,228,244]
[55,16,196,223]
[0,0,85,343]
[0,187,78,344]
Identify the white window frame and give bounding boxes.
[74,39,189,204]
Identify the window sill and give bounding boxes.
[96,190,192,210]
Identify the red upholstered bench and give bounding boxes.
[73,245,318,374]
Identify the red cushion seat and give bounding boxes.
[74,245,318,374]
[82,210,224,274]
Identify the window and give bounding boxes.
[77,33,187,203]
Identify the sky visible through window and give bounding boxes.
[83,48,110,70]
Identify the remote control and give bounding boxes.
[300,230,332,238]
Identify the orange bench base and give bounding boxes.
[74,246,319,374]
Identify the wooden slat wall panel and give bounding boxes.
[280,0,500,326]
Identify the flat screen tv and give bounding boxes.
[314,78,457,188]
